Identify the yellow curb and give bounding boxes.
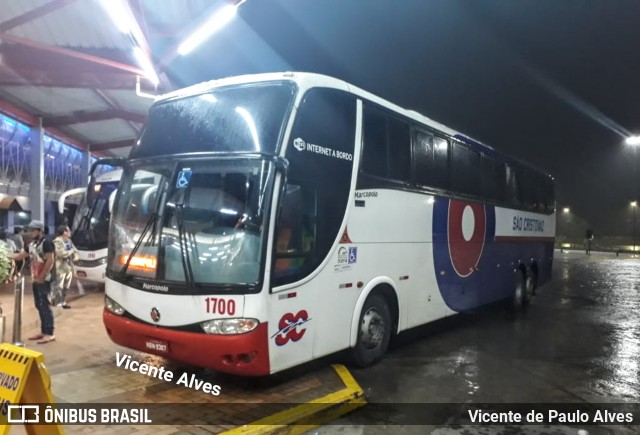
[222,364,366,435]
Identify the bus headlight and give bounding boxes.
[201,318,259,335]
[105,296,125,315]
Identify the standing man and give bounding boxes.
[9,227,25,277]
[53,225,78,308]
[26,220,56,344]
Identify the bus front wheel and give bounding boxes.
[350,294,392,368]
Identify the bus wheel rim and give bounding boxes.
[514,276,524,306]
[361,308,385,350]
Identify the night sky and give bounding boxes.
[163,0,640,238]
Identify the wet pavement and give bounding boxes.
[2,251,639,434]
[313,250,640,434]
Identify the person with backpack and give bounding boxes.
[23,220,56,344]
[52,225,78,308]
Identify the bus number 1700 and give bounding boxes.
[205,297,236,316]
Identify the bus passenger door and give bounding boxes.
[268,183,318,373]
[268,87,358,373]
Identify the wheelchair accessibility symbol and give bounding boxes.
[348,247,357,264]
[176,169,192,188]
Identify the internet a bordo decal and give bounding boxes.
[271,310,311,346]
[432,198,496,311]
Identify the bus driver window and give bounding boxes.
[274,184,313,277]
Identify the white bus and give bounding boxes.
[58,158,124,283]
[104,72,555,376]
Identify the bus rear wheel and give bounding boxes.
[350,294,392,368]
[512,270,531,311]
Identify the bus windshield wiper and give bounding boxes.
[175,204,196,291]
[119,212,159,277]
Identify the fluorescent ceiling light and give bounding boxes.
[101,0,136,34]
[178,5,237,56]
[626,136,640,146]
[133,47,159,86]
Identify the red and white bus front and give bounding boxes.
[103,81,295,376]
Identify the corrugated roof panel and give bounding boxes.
[1,86,110,114]
[105,147,132,158]
[139,0,213,29]
[107,89,154,115]
[8,1,131,50]
[0,0,49,21]
[68,119,137,143]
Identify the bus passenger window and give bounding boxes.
[413,130,434,187]
[388,118,410,182]
[451,143,470,195]
[481,154,499,202]
[362,107,387,177]
[467,149,481,197]
[505,164,518,206]
[432,137,449,189]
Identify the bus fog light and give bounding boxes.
[201,318,259,335]
[105,296,125,315]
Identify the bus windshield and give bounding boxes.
[108,158,276,290]
[129,82,295,159]
[71,181,118,250]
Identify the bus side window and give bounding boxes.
[432,137,449,190]
[413,130,434,187]
[545,177,555,213]
[481,154,499,202]
[505,164,518,206]
[451,143,470,195]
[362,106,387,178]
[387,117,411,182]
[274,184,315,278]
[467,148,481,197]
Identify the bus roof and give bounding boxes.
[158,72,465,137]
[155,72,551,178]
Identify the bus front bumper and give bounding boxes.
[103,310,270,376]
[75,264,106,283]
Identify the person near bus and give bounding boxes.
[9,226,26,277]
[0,226,17,283]
[52,225,78,309]
[23,220,56,344]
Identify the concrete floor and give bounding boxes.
[313,251,640,434]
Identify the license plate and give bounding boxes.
[145,338,169,353]
[76,271,87,278]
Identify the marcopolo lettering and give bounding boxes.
[0,372,20,391]
[355,191,378,199]
[142,283,169,292]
